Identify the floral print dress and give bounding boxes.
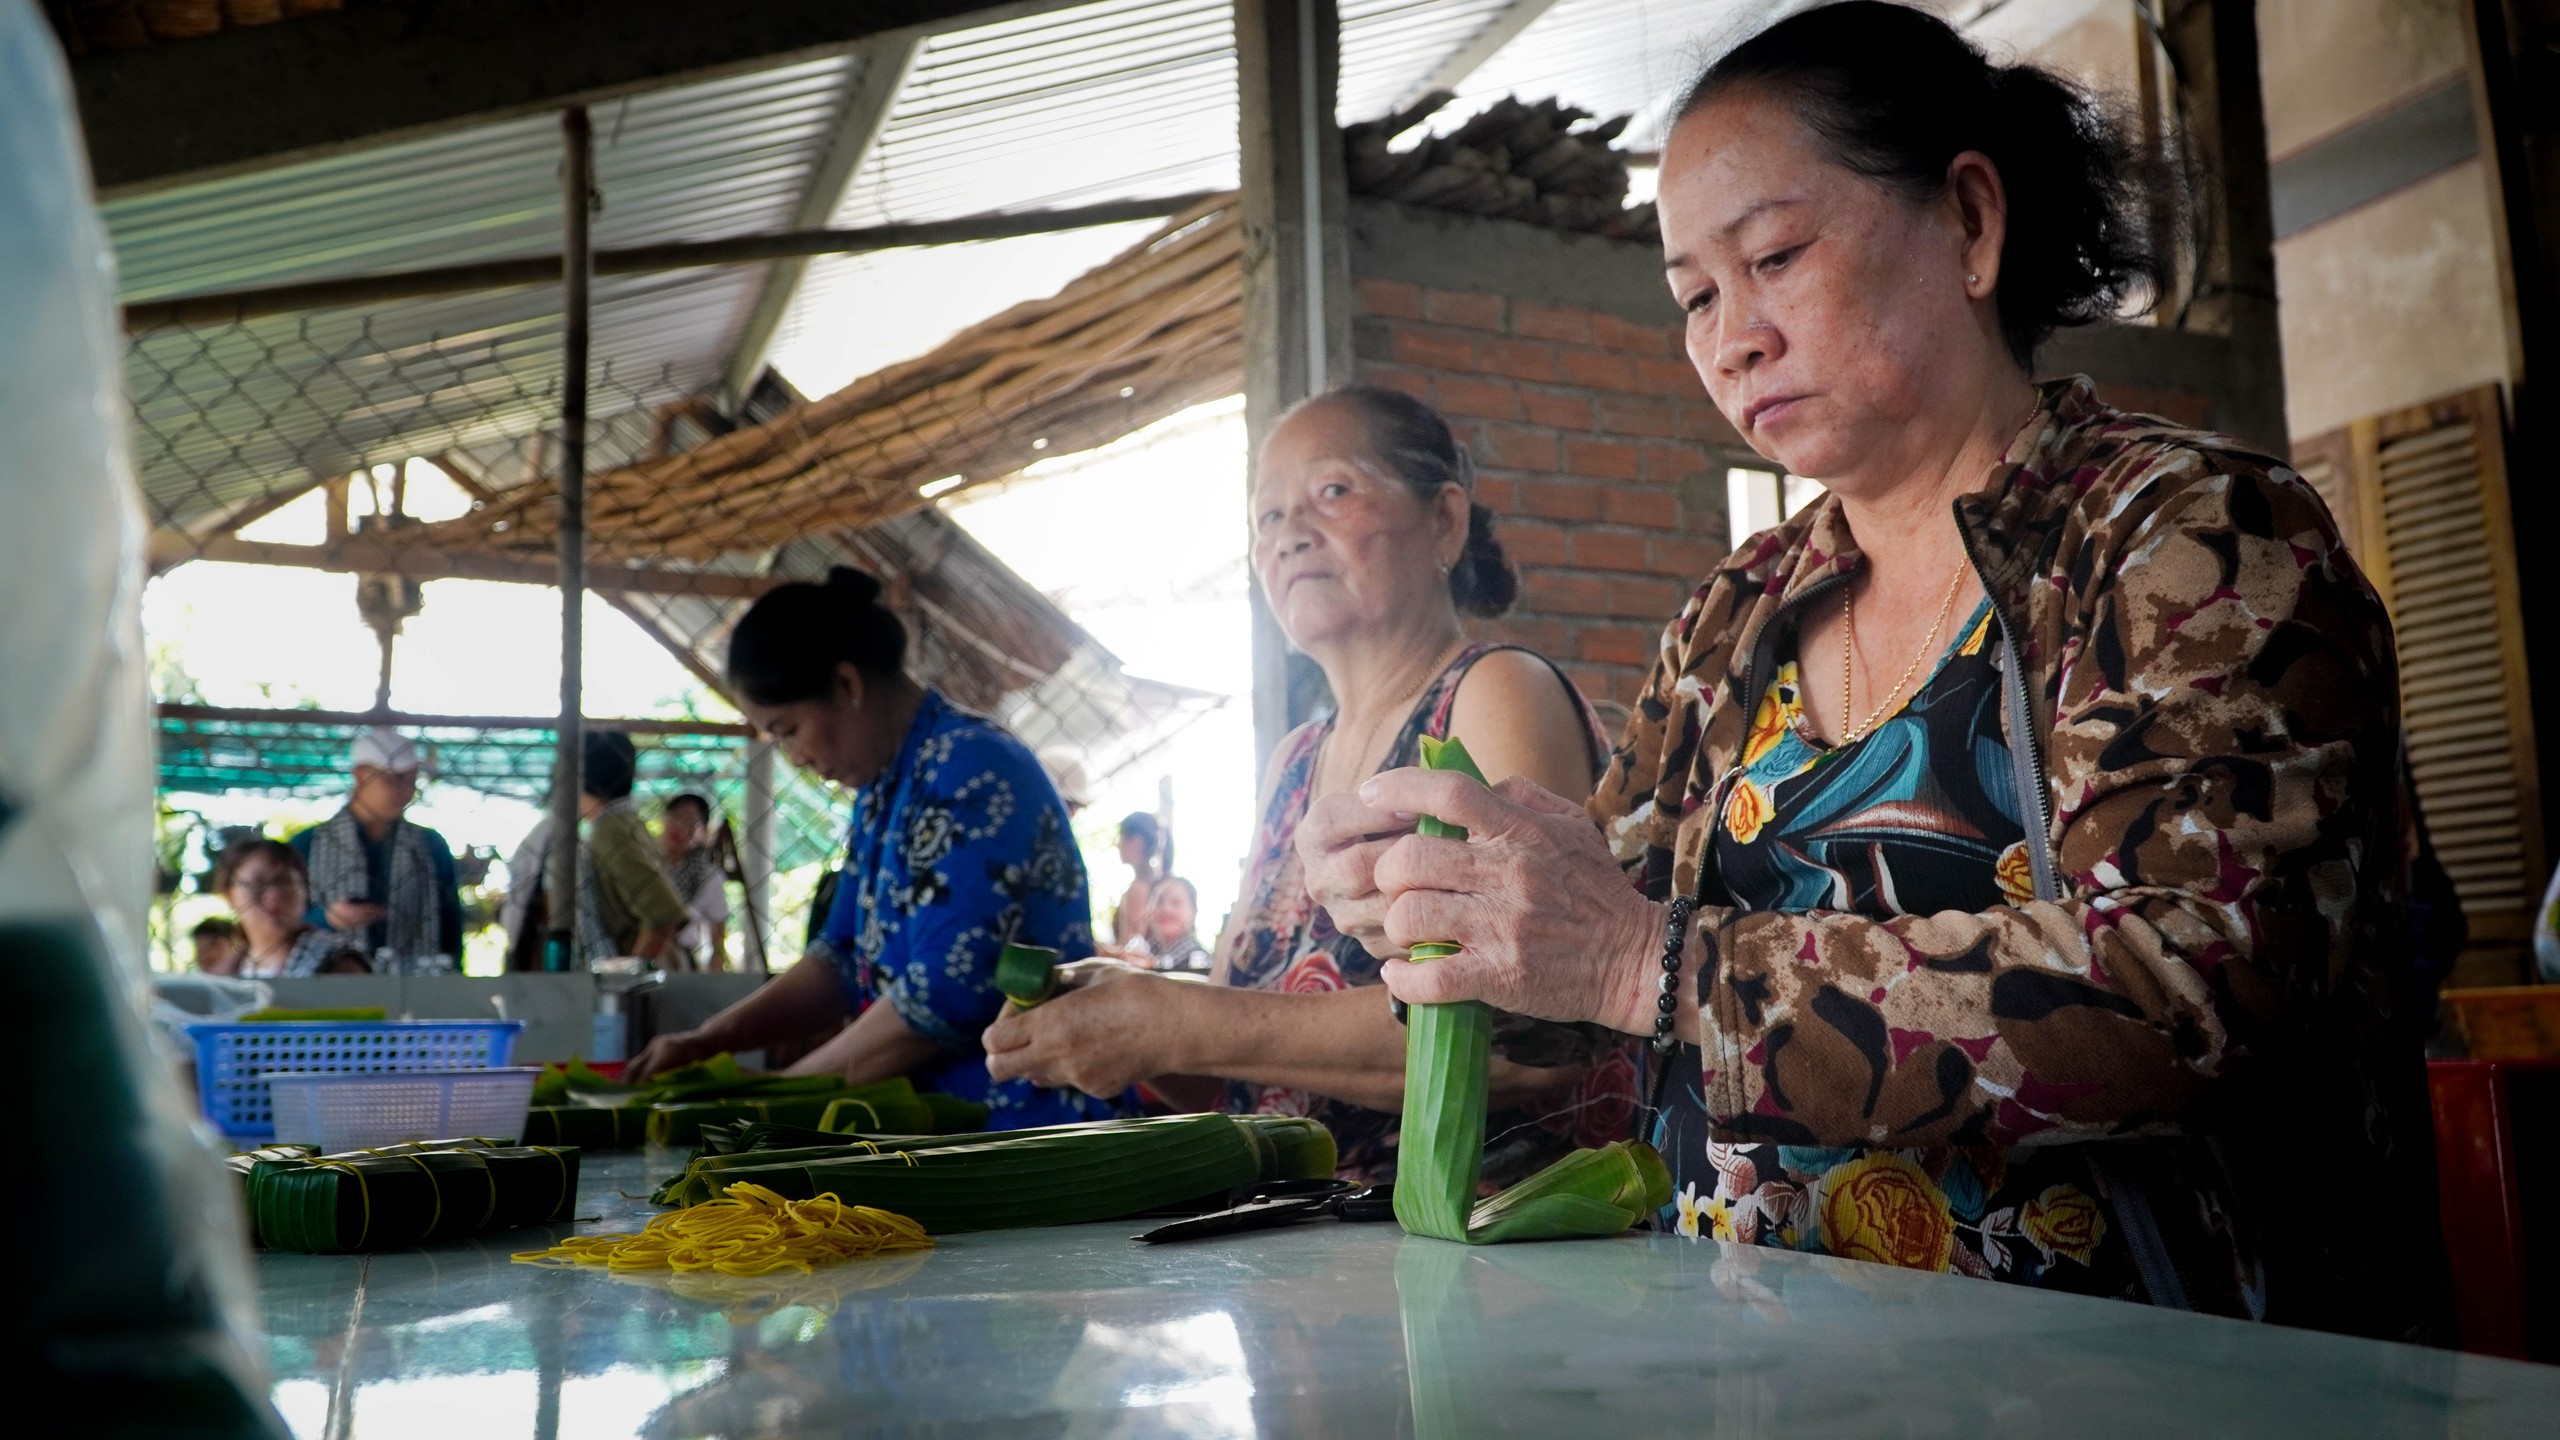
[1219,645,1640,1184]
[1656,604,2157,1298]
[813,689,1134,1129]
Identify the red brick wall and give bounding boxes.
[1351,277,1741,713]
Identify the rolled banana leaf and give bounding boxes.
[995,942,1061,1010]
[1394,734,1674,1244]
[250,1146,583,1253]
[1395,735,1495,1242]
[653,1114,1336,1223]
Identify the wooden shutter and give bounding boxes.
[2322,385,2545,950]
[2288,425,2359,557]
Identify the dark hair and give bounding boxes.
[1119,812,1162,851]
[1307,384,1517,618]
[1156,875,1197,905]
[1677,1,2173,366]
[190,915,239,941]
[582,729,638,802]
[725,565,910,706]
[664,792,712,823]
[213,838,305,894]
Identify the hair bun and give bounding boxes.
[824,566,884,606]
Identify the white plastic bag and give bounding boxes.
[0,9,282,1432]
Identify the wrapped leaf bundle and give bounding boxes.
[250,1145,582,1253]
[651,1094,844,1148]
[813,1075,935,1135]
[1394,735,1674,1244]
[522,1105,650,1149]
[654,1114,1335,1228]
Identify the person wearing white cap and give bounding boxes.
[287,726,463,971]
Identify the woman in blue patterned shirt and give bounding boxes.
[627,567,1130,1128]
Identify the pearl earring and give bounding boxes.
[1967,273,1980,285]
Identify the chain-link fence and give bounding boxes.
[132,194,1242,975]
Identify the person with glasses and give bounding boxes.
[214,839,370,978]
[288,727,462,972]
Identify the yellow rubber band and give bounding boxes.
[510,1182,932,1275]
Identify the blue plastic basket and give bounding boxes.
[183,1021,525,1141]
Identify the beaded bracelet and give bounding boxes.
[1653,896,1696,1053]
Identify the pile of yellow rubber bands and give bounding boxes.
[511,1182,933,1277]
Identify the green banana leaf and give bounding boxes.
[1396,734,1674,1244]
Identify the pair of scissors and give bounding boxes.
[1134,1179,1396,1244]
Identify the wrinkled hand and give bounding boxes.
[983,962,1184,1098]
[1294,789,1420,958]
[1367,769,1661,1036]
[625,1027,718,1084]
[325,899,386,933]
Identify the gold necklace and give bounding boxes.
[1322,637,1464,793]
[1840,558,1970,744]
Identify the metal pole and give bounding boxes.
[745,740,777,974]
[542,105,593,973]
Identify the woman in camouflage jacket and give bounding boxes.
[1301,3,2450,1342]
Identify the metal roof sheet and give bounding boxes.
[109,56,857,527]
[1444,0,1738,146]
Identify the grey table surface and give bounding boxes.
[253,1149,2560,1439]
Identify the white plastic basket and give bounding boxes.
[263,1068,542,1153]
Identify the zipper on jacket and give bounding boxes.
[1993,611,2063,903]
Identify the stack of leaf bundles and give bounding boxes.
[247,1138,582,1253]
[1394,736,1673,1244]
[652,1113,1337,1231]
[519,1055,992,1148]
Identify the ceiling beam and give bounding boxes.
[155,531,778,600]
[1400,0,1561,107]
[120,191,1225,330]
[75,0,1083,199]
[718,37,925,411]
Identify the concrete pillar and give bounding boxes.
[2162,0,2287,454]
[1238,0,1353,765]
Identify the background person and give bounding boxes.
[1303,2,2449,1343]
[1109,811,1164,948]
[627,567,1129,1129]
[216,839,369,978]
[289,727,461,972]
[188,915,240,976]
[578,730,691,965]
[1134,876,1210,975]
[985,384,1635,1184]
[659,791,730,970]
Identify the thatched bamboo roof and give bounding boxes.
[417,195,1241,566]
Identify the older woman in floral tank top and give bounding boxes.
[988,385,1638,1186]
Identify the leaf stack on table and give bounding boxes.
[518,1054,993,1149]
[1344,92,1660,241]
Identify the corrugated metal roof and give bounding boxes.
[1338,0,1520,121]
[109,57,857,527]
[767,0,1520,400]
[113,0,1767,530]
[1444,0,1740,146]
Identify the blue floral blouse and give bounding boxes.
[813,690,1132,1128]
